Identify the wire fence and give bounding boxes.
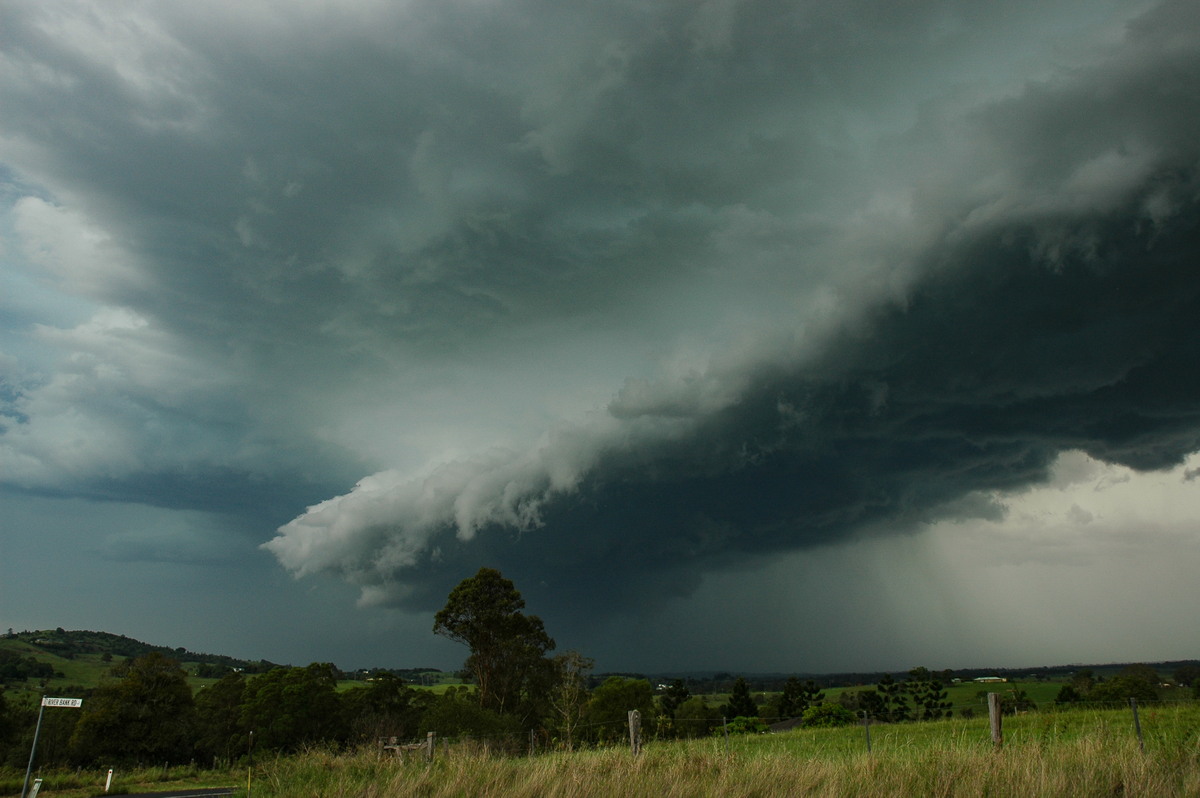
[374,695,1200,761]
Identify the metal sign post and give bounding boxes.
[21,697,83,798]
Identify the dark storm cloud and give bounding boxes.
[272,177,1200,618]
[3,0,1200,663]
[268,0,1200,625]
[0,0,1144,357]
[0,0,749,349]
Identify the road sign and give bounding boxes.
[22,697,84,798]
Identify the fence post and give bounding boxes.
[861,711,872,753]
[1129,698,1144,752]
[628,710,642,755]
[722,717,730,756]
[426,731,435,762]
[987,693,1003,750]
[246,730,254,798]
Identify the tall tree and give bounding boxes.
[70,652,197,765]
[777,677,801,719]
[876,674,911,722]
[1069,669,1096,695]
[906,667,953,721]
[659,679,691,718]
[194,672,247,765]
[723,676,758,719]
[548,651,593,750]
[776,677,823,719]
[581,677,656,743]
[433,568,555,718]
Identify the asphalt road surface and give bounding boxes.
[103,789,236,797]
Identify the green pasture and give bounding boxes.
[244,702,1200,797]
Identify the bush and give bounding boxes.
[719,716,767,735]
[672,697,721,738]
[801,703,857,728]
[420,689,521,740]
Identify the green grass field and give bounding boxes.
[244,702,1200,797]
[7,705,1196,798]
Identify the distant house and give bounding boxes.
[973,676,1007,683]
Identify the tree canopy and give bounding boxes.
[70,652,196,765]
[433,567,555,719]
[239,663,346,752]
[582,677,656,742]
[723,676,758,719]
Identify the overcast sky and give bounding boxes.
[2,0,1199,675]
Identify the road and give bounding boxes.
[103,789,236,797]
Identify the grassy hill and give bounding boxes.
[3,628,276,671]
[0,629,285,705]
[0,629,464,705]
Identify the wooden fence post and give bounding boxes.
[1129,698,1144,752]
[628,710,642,755]
[987,693,1002,750]
[426,731,435,762]
[862,711,872,753]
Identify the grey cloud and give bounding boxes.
[2,0,1146,363]
[267,0,1200,631]
[3,0,1200,666]
[1066,505,1094,526]
[281,182,1200,632]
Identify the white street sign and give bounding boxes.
[23,697,84,797]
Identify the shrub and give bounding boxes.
[720,716,767,735]
[801,703,856,728]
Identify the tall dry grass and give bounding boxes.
[254,703,1200,797]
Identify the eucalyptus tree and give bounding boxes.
[433,567,555,721]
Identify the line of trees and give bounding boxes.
[4,569,1198,768]
[0,651,59,684]
[837,667,955,723]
